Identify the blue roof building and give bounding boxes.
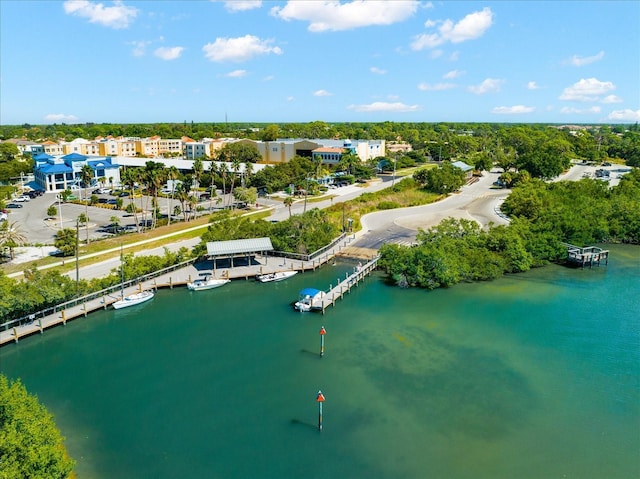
[33,154,121,193]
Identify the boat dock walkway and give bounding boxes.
[1,234,366,346]
[313,256,380,314]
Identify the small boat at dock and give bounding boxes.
[187,276,231,291]
[256,271,298,283]
[113,290,154,310]
[294,288,325,312]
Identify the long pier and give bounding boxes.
[312,256,379,314]
[1,234,369,346]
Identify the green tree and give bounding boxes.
[0,374,75,479]
[0,221,27,260]
[54,228,77,256]
[217,142,261,163]
[233,186,257,207]
[415,161,465,194]
[80,165,94,243]
[47,204,58,217]
[283,196,294,218]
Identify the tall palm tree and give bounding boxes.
[80,164,94,244]
[192,157,204,201]
[143,161,164,229]
[0,220,27,260]
[120,167,140,229]
[175,183,190,222]
[166,165,179,225]
[283,196,294,219]
[218,162,230,207]
[230,158,241,209]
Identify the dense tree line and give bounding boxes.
[2,122,639,177]
[379,169,640,289]
[0,374,75,478]
[196,209,341,257]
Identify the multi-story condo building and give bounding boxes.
[33,153,121,192]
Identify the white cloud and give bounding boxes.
[313,89,332,97]
[607,109,640,121]
[527,81,540,90]
[225,69,247,78]
[559,78,615,102]
[154,46,184,60]
[443,69,464,79]
[270,0,418,32]
[63,0,138,29]
[44,113,79,123]
[429,50,443,59]
[203,35,282,62]
[468,78,503,94]
[286,96,295,102]
[559,106,601,114]
[223,1,262,12]
[492,105,535,114]
[129,40,150,57]
[567,51,605,67]
[263,75,275,81]
[417,82,456,91]
[411,7,493,50]
[347,102,421,113]
[370,67,387,75]
[601,95,622,104]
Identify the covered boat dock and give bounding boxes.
[206,237,274,271]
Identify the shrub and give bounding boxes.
[377,201,400,210]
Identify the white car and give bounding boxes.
[13,195,30,202]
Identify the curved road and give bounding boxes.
[355,169,510,249]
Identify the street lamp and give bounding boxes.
[57,194,63,229]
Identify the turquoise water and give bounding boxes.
[1,246,639,479]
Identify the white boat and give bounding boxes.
[187,276,230,291]
[294,288,326,312]
[256,271,298,283]
[113,290,154,309]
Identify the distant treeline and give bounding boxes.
[2,121,639,169]
[379,168,640,289]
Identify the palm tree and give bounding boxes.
[283,196,294,218]
[166,166,179,225]
[192,157,204,201]
[80,165,94,244]
[0,221,27,260]
[143,161,165,229]
[175,183,190,222]
[230,158,241,209]
[120,167,140,229]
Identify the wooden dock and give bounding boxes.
[311,256,379,314]
[1,234,369,346]
[564,243,609,268]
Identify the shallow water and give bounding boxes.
[1,245,638,479]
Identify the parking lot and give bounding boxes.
[2,188,238,245]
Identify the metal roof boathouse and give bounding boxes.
[206,238,274,270]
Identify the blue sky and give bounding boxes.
[1,1,638,125]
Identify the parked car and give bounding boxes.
[98,224,124,234]
[93,187,111,194]
[13,195,30,202]
[6,203,23,208]
[26,190,43,198]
